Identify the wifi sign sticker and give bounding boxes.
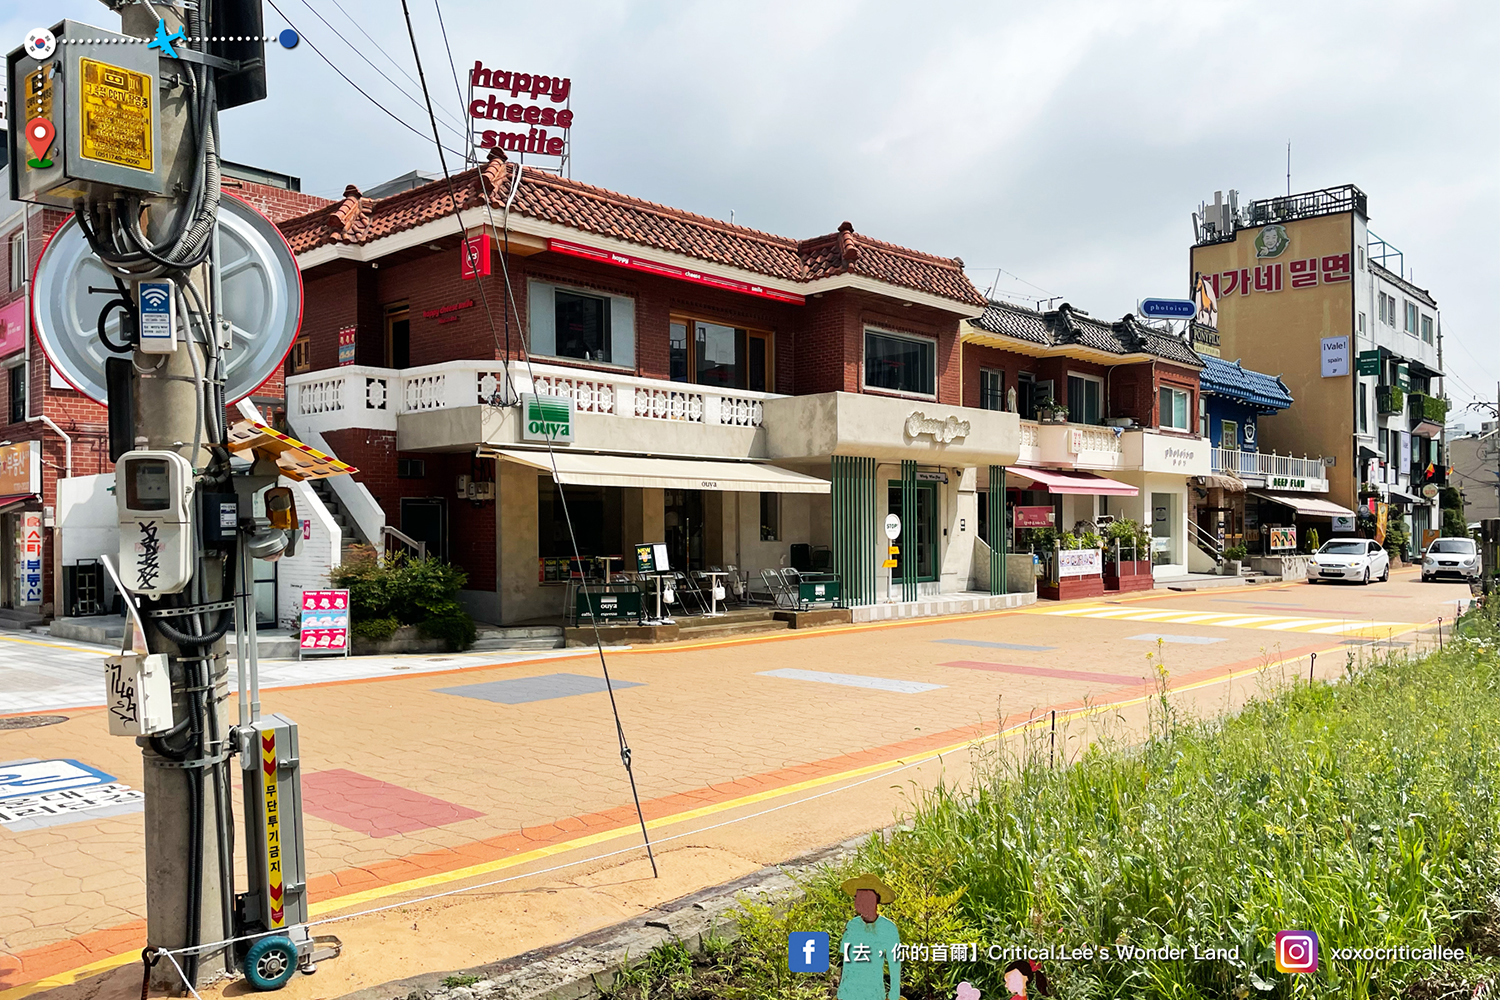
[137,280,177,354]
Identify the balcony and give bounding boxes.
[1407,392,1448,437]
[1016,420,1212,476]
[287,360,780,458]
[1377,385,1405,416]
[1210,448,1330,492]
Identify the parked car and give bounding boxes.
[1421,537,1481,583]
[1309,539,1389,585]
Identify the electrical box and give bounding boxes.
[240,714,309,935]
[468,481,495,501]
[117,450,195,596]
[201,492,240,545]
[103,651,174,736]
[456,474,470,498]
[7,19,190,207]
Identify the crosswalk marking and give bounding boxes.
[1025,603,1415,638]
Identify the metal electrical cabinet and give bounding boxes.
[7,19,190,206]
[239,714,309,935]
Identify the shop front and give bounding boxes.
[0,441,43,611]
[1113,430,1211,577]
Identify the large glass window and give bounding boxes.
[1421,315,1433,344]
[980,369,1005,410]
[1067,374,1103,425]
[888,482,938,581]
[7,364,24,424]
[669,318,772,391]
[759,493,780,541]
[555,290,612,363]
[864,330,935,396]
[1404,301,1419,335]
[1158,387,1189,430]
[695,322,741,387]
[1359,383,1368,432]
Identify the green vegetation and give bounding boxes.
[330,547,476,650]
[607,604,1500,999]
[1304,527,1320,551]
[1383,519,1411,563]
[1104,517,1151,561]
[1440,486,1468,537]
[441,974,481,989]
[1224,543,1248,561]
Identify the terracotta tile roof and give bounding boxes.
[971,300,1203,367]
[277,161,983,307]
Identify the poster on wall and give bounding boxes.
[1058,549,1102,578]
[337,326,357,366]
[1269,526,1297,551]
[1375,503,1388,545]
[1320,336,1350,377]
[1013,506,1055,529]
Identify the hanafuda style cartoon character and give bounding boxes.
[837,873,902,1000]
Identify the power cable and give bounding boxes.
[431,0,473,155]
[399,0,658,878]
[263,0,469,160]
[294,0,469,143]
[326,0,467,134]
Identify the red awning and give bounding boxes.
[0,493,39,514]
[1007,468,1139,496]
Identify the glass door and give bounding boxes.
[887,482,937,582]
[663,489,704,572]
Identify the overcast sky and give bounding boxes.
[10,0,1499,417]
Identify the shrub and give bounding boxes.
[1384,519,1411,563]
[1305,527,1320,551]
[330,550,475,650]
[1223,544,1247,561]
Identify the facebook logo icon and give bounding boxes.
[788,931,829,972]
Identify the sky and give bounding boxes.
[6,0,1498,418]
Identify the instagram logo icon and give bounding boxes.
[1275,931,1319,973]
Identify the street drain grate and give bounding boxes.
[0,715,70,731]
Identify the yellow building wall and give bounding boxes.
[1190,212,1358,508]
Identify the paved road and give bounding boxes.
[0,572,1470,999]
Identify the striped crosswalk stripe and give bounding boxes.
[1026,603,1414,638]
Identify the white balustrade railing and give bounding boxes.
[288,360,780,435]
[1211,447,1329,483]
[1071,425,1123,455]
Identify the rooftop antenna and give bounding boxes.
[1286,140,1291,196]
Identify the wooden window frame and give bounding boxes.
[667,313,775,393]
[384,303,410,369]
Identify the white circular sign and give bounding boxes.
[884,513,901,540]
[31,193,302,405]
[25,27,56,60]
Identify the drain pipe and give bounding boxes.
[28,415,73,478]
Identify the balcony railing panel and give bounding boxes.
[1210,447,1328,485]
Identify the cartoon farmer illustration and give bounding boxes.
[838,872,902,1000]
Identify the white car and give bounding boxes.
[1309,539,1389,585]
[1421,537,1481,583]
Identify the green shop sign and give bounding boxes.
[522,393,574,443]
[1356,350,1380,376]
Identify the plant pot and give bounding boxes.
[1039,575,1105,601]
[1103,559,1154,592]
[1223,560,1242,577]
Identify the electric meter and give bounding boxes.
[117,450,195,596]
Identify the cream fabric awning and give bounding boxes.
[1249,492,1356,518]
[487,449,831,494]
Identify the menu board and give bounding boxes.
[299,589,350,657]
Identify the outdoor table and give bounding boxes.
[697,571,727,616]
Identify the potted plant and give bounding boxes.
[1103,518,1154,592]
[1037,398,1069,424]
[1040,528,1105,601]
[1304,527,1320,552]
[1223,544,1247,577]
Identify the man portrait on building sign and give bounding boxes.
[1255,224,1289,258]
[837,873,902,999]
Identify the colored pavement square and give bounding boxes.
[1126,633,1227,645]
[436,673,643,705]
[757,668,944,694]
[300,769,484,837]
[939,661,1146,686]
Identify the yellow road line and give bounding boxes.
[0,634,109,655]
[3,620,1432,1000]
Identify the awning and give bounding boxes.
[1199,474,1245,492]
[1007,467,1138,496]
[0,493,38,515]
[1249,492,1355,518]
[1387,488,1424,506]
[487,449,830,494]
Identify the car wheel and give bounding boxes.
[1362,568,1370,585]
[1381,563,1389,583]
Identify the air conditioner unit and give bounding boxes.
[456,474,470,498]
[468,481,495,501]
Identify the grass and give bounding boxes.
[604,600,1500,1000]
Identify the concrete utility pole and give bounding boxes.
[117,4,231,988]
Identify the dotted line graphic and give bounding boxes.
[58,35,283,44]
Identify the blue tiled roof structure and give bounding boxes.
[1197,353,1293,412]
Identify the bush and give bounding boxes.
[1223,544,1247,561]
[1305,527,1320,551]
[330,550,475,650]
[1104,518,1149,560]
[1384,519,1411,563]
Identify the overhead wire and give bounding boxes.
[399,0,658,877]
[263,0,470,160]
[431,0,473,162]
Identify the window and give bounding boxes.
[555,289,612,363]
[1017,372,1038,420]
[1158,386,1189,430]
[384,304,410,368]
[528,280,636,368]
[979,369,1005,410]
[668,318,773,391]
[864,329,935,397]
[1066,374,1103,425]
[396,458,426,479]
[7,364,24,423]
[1199,395,1209,437]
[1379,427,1389,456]
[1220,419,1238,450]
[290,338,311,374]
[1357,246,1365,271]
[759,493,780,542]
[1358,312,1366,336]
[1421,315,1433,344]
[1404,301,1419,336]
[1359,383,1368,433]
[7,231,23,292]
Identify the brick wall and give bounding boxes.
[1110,363,1154,425]
[222,179,334,224]
[961,343,1040,408]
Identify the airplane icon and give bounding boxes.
[146,18,186,59]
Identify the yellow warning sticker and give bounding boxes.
[79,58,153,172]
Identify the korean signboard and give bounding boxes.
[0,440,40,496]
[1058,548,1102,578]
[298,589,349,657]
[460,233,492,279]
[468,62,572,161]
[1013,505,1055,529]
[20,511,43,604]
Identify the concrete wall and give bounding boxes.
[762,392,1021,468]
[276,479,342,629]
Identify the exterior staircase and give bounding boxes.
[674,608,790,641]
[472,624,566,652]
[0,607,47,631]
[310,478,370,560]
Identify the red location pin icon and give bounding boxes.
[26,118,56,166]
